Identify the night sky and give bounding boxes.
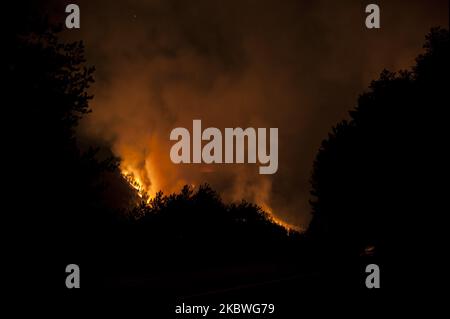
[40,0,448,228]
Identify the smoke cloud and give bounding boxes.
[51,0,448,228]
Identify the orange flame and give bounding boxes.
[260,203,303,232]
[121,163,300,232]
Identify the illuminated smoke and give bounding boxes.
[69,0,448,228]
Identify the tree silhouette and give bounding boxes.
[5,17,133,289]
[125,184,296,262]
[307,28,449,287]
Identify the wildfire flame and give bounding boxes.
[121,167,300,232]
[121,168,153,203]
[260,203,303,232]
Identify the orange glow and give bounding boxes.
[121,164,156,203]
[260,203,302,232]
[121,161,300,232]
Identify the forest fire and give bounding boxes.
[121,168,154,203]
[122,164,300,232]
[260,203,303,232]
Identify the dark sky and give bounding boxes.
[44,0,448,228]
